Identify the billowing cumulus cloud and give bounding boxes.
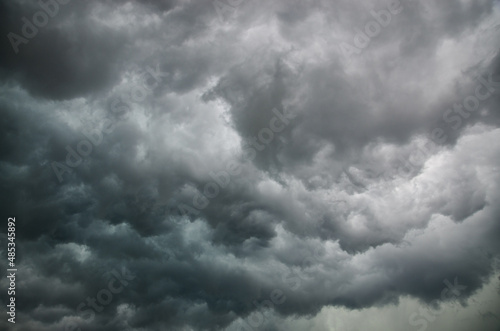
[0,0,500,330]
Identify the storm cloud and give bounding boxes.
[1,0,500,330]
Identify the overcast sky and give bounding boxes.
[1,0,500,330]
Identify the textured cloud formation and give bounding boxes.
[0,0,500,330]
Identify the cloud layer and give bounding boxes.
[1,0,500,330]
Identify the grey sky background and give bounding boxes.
[0,0,500,330]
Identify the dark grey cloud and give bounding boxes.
[1,0,500,330]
